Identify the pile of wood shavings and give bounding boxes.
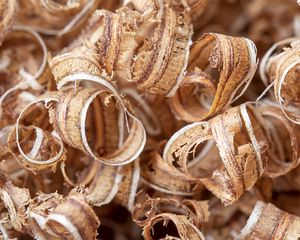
[1,0,300,239]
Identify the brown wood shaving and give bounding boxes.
[237,201,300,239]
[0,0,15,45]
[1,0,300,239]
[260,39,300,124]
[170,33,258,122]
[163,103,270,205]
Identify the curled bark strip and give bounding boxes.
[163,104,269,204]
[258,102,300,177]
[115,4,193,96]
[0,0,16,45]
[261,39,300,124]
[46,195,100,240]
[49,87,145,165]
[143,213,205,240]
[182,33,258,120]
[236,201,300,240]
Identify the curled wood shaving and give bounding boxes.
[46,194,100,240]
[0,172,100,239]
[121,88,162,136]
[9,97,66,173]
[0,172,30,232]
[170,33,258,122]
[0,150,27,187]
[244,0,299,55]
[125,0,218,30]
[0,26,48,121]
[143,213,205,240]
[260,38,300,124]
[2,0,300,239]
[60,154,98,187]
[28,192,64,238]
[136,94,183,139]
[48,46,146,165]
[133,196,210,229]
[132,195,208,240]
[237,201,300,239]
[8,125,66,172]
[167,0,218,30]
[115,2,193,96]
[272,164,300,193]
[48,86,145,165]
[169,68,216,122]
[96,10,123,76]
[163,103,269,204]
[114,160,141,211]
[258,101,300,177]
[16,0,101,37]
[0,0,16,45]
[140,151,202,196]
[87,164,123,207]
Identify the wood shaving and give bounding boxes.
[1,0,300,239]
